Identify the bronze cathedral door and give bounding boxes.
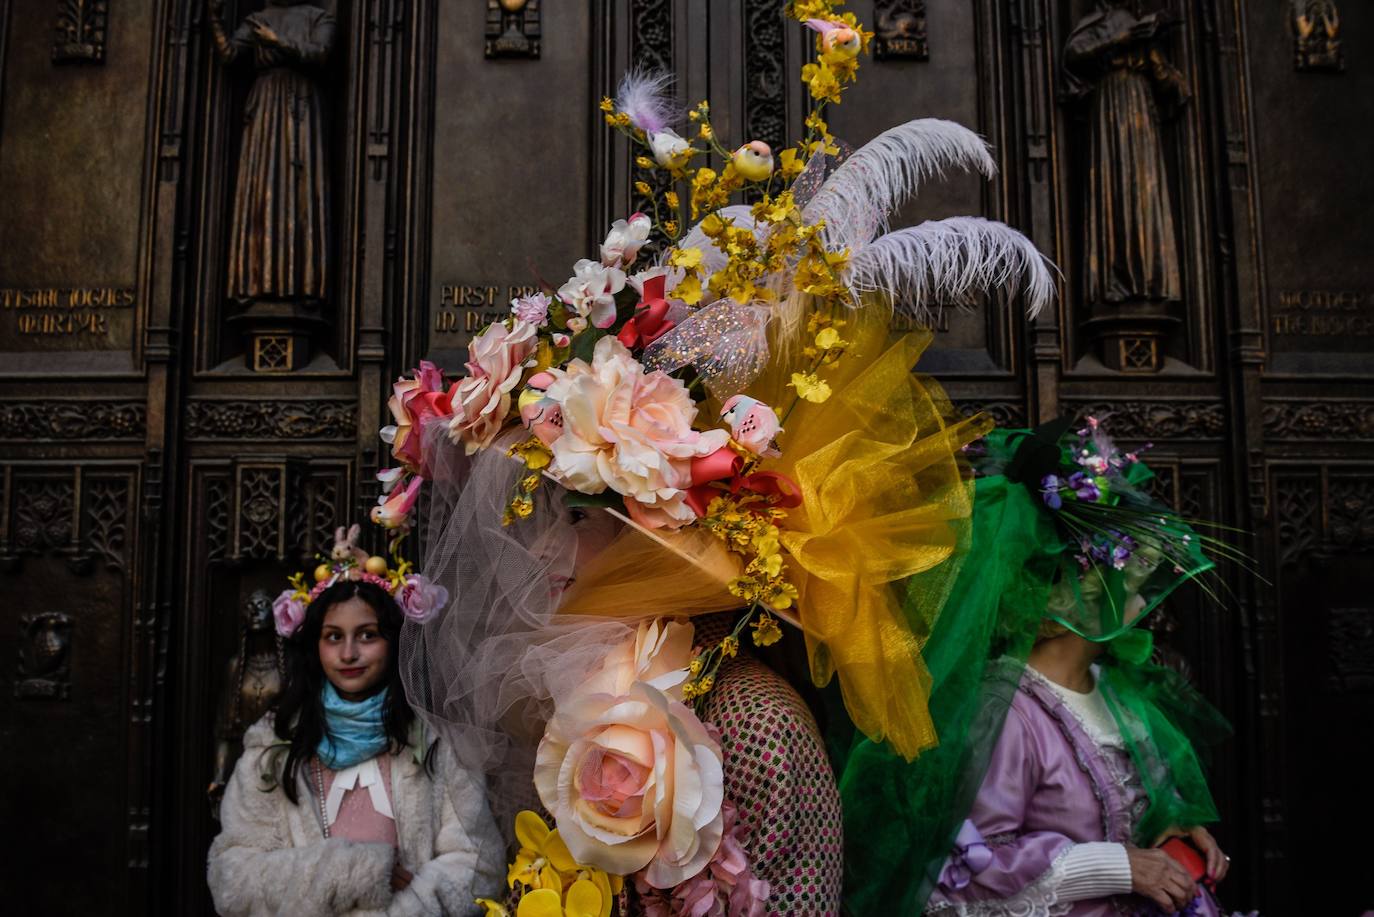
[0,2,1369,914]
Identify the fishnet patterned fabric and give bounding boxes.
[703,655,843,915]
[621,615,842,916]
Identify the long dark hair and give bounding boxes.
[271,579,415,803]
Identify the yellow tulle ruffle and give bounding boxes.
[559,314,987,761]
[751,317,988,760]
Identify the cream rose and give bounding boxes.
[544,337,729,529]
[534,622,725,888]
[448,319,537,453]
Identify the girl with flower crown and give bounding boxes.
[207,579,505,916]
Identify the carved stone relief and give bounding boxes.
[208,0,336,371]
[1292,1,1344,73]
[53,0,109,64]
[874,0,929,61]
[1062,2,1191,372]
[486,0,541,59]
[0,400,146,441]
[16,612,73,699]
[184,399,357,440]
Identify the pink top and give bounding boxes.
[317,754,398,846]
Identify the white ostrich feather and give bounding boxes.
[615,68,677,134]
[803,119,997,253]
[847,216,1056,320]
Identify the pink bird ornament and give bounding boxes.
[370,475,423,530]
[720,394,783,458]
[805,18,862,57]
[518,371,565,446]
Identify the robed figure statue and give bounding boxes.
[1063,1,1189,369]
[208,0,334,307]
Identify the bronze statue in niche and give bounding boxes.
[1063,2,1189,372]
[207,589,284,816]
[207,0,335,371]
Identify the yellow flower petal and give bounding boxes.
[815,327,839,349]
[515,810,551,851]
[543,830,578,874]
[476,897,511,917]
[537,864,563,892]
[565,879,604,917]
[516,888,564,917]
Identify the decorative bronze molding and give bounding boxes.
[184,399,357,440]
[874,0,928,61]
[1326,474,1374,549]
[1060,400,1226,440]
[1292,1,1343,73]
[0,400,146,441]
[485,0,541,59]
[744,1,788,155]
[629,0,673,219]
[1263,401,1374,441]
[53,0,109,64]
[954,399,1025,429]
[16,612,73,699]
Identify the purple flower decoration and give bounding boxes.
[510,291,552,326]
[1067,472,1100,503]
[272,590,306,637]
[1041,474,1063,510]
[397,574,449,624]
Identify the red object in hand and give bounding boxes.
[1160,836,1214,891]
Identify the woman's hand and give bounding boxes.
[390,863,413,892]
[1127,846,1196,913]
[1184,825,1229,883]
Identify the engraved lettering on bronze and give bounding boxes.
[0,286,135,339]
[208,590,283,817]
[53,0,109,65]
[16,612,73,700]
[874,0,929,61]
[1272,290,1373,337]
[1293,1,1344,73]
[208,0,335,371]
[486,0,541,59]
[1064,2,1189,373]
[433,283,543,337]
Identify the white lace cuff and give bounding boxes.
[1055,842,1132,902]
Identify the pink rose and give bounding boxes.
[543,337,729,529]
[272,590,306,638]
[448,320,538,453]
[534,621,725,888]
[632,797,770,917]
[397,574,449,624]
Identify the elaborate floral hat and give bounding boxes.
[373,2,1055,912]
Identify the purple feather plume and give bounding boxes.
[615,68,678,135]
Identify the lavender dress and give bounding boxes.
[926,667,1243,917]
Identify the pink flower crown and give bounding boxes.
[271,525,450,638]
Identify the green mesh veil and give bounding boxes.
[834,421,1232,915]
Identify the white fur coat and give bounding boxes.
[207,715,505,917]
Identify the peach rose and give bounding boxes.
[448,320,538,453]
[381,361,455,477]
[534,635,725,888]
[544,337,729,529]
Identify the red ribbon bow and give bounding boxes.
[684,446,803,518]
[617,274,676,349]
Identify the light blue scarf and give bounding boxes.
[317,682,391,769]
